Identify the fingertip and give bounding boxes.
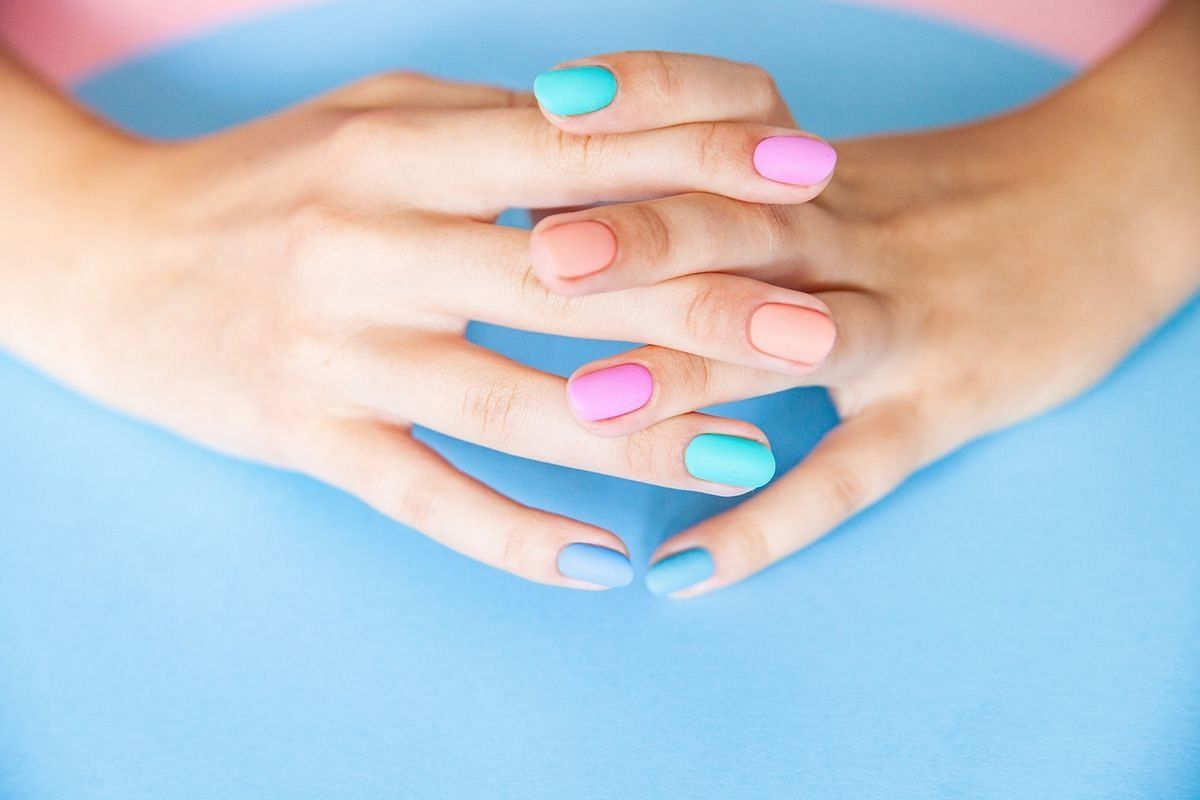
[556,541,635,589]
[566,362,654,423]
[529,217,618,288]
[752,135,838,187]
[645,546,716,596]
[683,433,776,490]
[533,64,617,118]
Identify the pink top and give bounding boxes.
[0,0,1167,86]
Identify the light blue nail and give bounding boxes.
[684,434,776,489]
[557,543,633,588]
[533,66,617,116]
[646,548,715,596]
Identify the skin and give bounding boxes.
[0,51,838,588]
[533,0,1200,596]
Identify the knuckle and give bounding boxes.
[751,203,796,259]
[743,63,782,113]
[689,121,729,173]
[281,204,355,309]
[499,521,538,575]
[621,429,662,476]
[513,263,576,326]
[680,277,738,342]
[351,69,429,96]
[461,377,523,442]
[725,514,772,570]
[322,109,410,169]
[539,123,612,176]
[386,474,439,530]
[620,203,674,266]
[502,88,535,108]
[817,460,870,517]
[645,51,679,101]
[661,350,714,399]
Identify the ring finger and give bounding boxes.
[327,332,781,494]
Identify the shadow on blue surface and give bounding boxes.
[1,2,1198,799]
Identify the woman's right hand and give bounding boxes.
[0,63,837,588]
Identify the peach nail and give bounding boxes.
[530,220,617,280]
[748,303,836,364]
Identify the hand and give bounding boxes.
[530,12,1200,597]
[0,57,838,588]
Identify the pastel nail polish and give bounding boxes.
[646,548,714,595]
[534,66,618,116]
[748,303,836,364]
[753,136,837,185]
[530,220,617,279]
[684,434,776,489]
[557,543,634,587]
[568,364,653,421]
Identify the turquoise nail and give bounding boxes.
[646,548,714,595]
[684,434,776,489]
[557,543,633,588]
[533,66,617,116]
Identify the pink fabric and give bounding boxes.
[0,0,1171,86]
[0,0,314,84]
[862,0,1166,64]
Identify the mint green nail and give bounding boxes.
[533,66,617,116]
[684,434,776,489]
[646,548,714,596]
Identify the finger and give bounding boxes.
[644,401,936,598]
[328,332,779,495]
[328,217,869,379]
[564,346,796,438]
[533,51,794,133]
[529,192,846,295]
[347,107,836,216]
[317,70,535,110]
[299,418,633,589]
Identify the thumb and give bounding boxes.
[645,399,940,598]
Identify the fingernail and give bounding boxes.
[557,543,634,587]
[753,136,837,185]
[568,363,653,421]
[748,303,836,364]
[530,220,617,279]
[534,66,617,116]
[684,434,776,489]
[646,548,714,595]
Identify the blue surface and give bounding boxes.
[2,1,1198,798]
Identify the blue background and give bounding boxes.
[2,1,1198,797]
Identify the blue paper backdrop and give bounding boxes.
[1,2,1198,798]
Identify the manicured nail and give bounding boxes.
[530,220,617,280]
[753,136,837,185]
[568,364,653,421]
[646,548,714,595]
[748,303,836,364]
[684,434,776,489]
[557,543,634,587]
[534,66,618,116]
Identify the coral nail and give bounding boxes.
[748,303,836,364]
[531,220,617,280]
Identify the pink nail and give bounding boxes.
[567,364,653,421]
[752,136,837,185]
[748,303,836,364]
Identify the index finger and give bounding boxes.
[533,51,795,133]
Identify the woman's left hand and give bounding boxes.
[530,34,1200,596]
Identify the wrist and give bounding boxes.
[0,127,153,374]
